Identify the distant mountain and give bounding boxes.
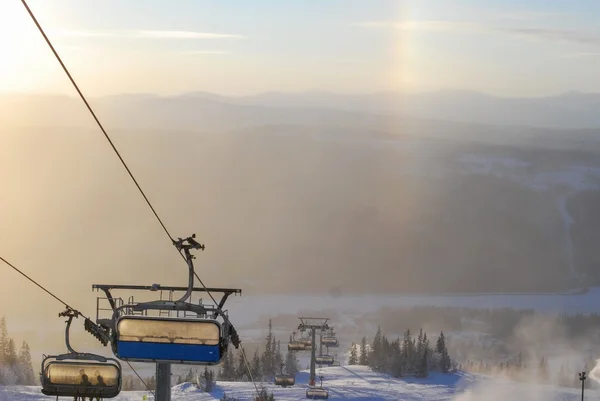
[2,91,600,295]
[213,89,600,129]
[3,92,600,149]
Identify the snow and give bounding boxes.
[457,154,600,192]
[3,365,600,400]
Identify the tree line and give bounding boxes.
[219,319,298,382]
[348,327,454,378]
[371,306,600,341]
[0,316,36,385]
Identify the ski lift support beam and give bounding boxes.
[93,284,241,312]
[298,317,330,331]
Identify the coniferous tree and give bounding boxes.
[370,326,382,371]
[0,317,7,365]
[220,349,236,381]
[122,377,130,391]
[284,336,299,376]
[359,336,368,365]
[416,348,429,378]
[184,368,194,383]
[236,349,248,381]
[417,329,424,360]
[262,319,274,378]
[251,349,262,380]
[348,343,358,365]
[146,375,156,390]
[203,366,214,392]
[18,341,35,385]
[390,337,403,378]
[435,331,445,354]
[5,338,16,366]
[380,334,391,372]
[274,339,283,376]
[436,332,451,373]
[270,334,277,375]
[401,329,414,372]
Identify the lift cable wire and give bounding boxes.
[0,255,85,317]
[0,255,155,397]
[20,0,259,396]
[19,0,174,245]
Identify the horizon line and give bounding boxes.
[0,88,596,100]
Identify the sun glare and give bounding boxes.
[0,1,53,92]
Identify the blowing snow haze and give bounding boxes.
[1,90,600,300]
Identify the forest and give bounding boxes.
[349,327,453,378]
[0,316,36,385]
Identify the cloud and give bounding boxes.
[496,27,600,46]
[335,58,371,64]
[134,30,246,40]
[49,29,246,40]
[562,52,600,58]
[353,19,600,47]
[49,29,119,38]
[494,11,569,22]
[179,50,232,56]
[351,20,480,33]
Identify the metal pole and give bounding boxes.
[319,332,323,358]
[579,371,587,401]
[310,328,316,386]
[156,362,171,401]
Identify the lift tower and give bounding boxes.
[297,317,330,386]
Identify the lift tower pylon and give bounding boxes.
[297,317,330,386]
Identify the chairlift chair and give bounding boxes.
[288,341,307,351]
[113,315,223,364]
[274,363,295,387]
[306,375,329,400]
[274,374,295,387]
[315,355,335,366]
[321,328,339,347]
[306,387,329,399]
[110,236,240,365]
[321,336,339,347]
[288,331,307,351]
[41,309,122,399]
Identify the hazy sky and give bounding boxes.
[2,0,600,97]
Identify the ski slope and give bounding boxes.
[2,366,600,400]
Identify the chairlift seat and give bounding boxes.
[315,355,335,365]
[274,374,295,387]
[306,387,329,399]
[288,341,306,351]
[41,358,121,399]
[114,316,222,364]
[321,336,339,347]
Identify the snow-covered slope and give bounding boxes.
[2,366,600,400]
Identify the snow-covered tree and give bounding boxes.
[17,341,35,385]
[219,348,236,381]
[359,336,368,365]
[251,349,262,380]
[261,319,275,378]
[0,317,7,365]
[348,343,358,365]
